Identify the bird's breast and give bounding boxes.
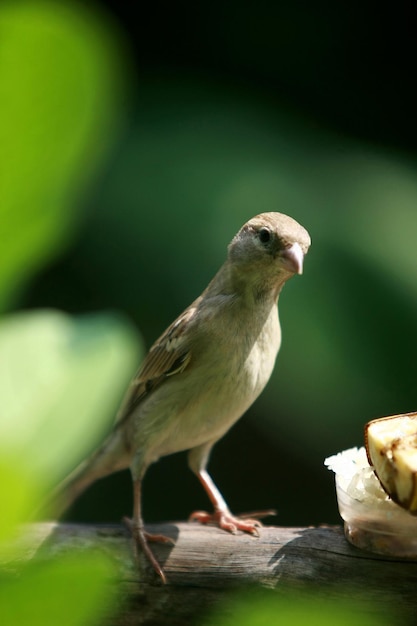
[134,303,281,463]
[241,320,281,397]
[173,305,281,444]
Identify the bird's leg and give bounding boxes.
[124,478,173,584]
[189,469,275,535]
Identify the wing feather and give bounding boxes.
[115,304,197,423]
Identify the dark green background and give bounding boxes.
[22,1,417,527]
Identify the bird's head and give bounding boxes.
[228,212,311,281]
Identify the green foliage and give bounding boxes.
[0,315,138,625]
[0,1,135,625]
[0,310,140,540]
[0,553,118,626]
[0,0,122,310]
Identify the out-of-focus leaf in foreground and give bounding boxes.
[0,552,118,626]
[0,0,123,310]
[0,309,140,540]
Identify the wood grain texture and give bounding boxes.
[7,522,417,625]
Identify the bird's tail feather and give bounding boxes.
[43,428,131,518]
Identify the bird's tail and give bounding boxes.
[44,427,131,518]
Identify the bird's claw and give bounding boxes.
[189,509,275,536]
[145,532,175,545]
[123,517,175,545]
[123,517,174,584]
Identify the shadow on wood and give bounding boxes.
[7,522,417,625]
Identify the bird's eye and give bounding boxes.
[258,228,271,244]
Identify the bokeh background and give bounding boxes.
[11,0,417,527]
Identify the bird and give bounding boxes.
[54,212,311,583]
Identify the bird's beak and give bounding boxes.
[281,242,304,275]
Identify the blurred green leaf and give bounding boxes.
[0,0,124,310]
[0,456,40,543]
[0,309,140,538]
[0,552,118,626]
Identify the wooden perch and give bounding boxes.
[9,522,417,625]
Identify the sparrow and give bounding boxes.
[55,212,311,583]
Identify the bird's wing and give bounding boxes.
[115,305,197,423]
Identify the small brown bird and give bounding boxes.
[56,212,311,582]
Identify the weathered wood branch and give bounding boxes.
[7,522,417,625]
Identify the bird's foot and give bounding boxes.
[189,508,276,536]
[123,517,174,584]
